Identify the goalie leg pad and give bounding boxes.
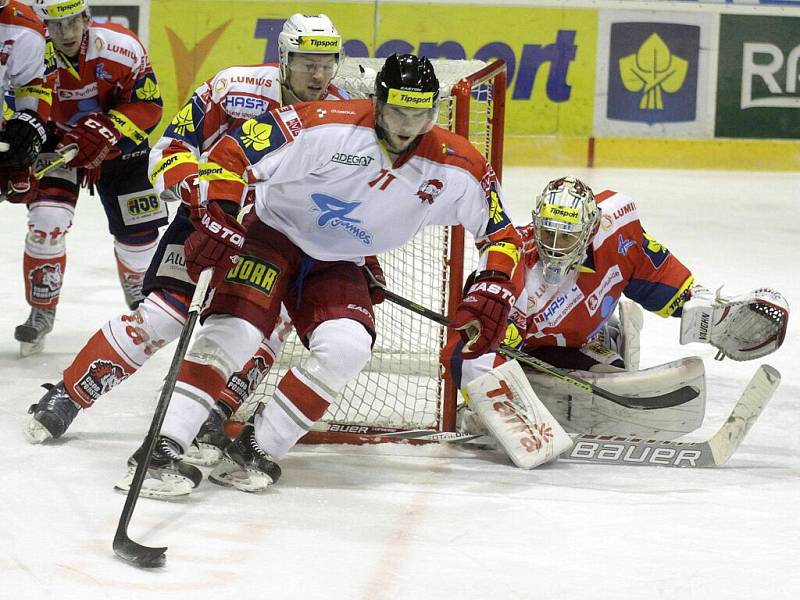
[464,360,573,469]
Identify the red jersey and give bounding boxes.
[48,21,161,154]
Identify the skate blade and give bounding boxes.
[182,442,224,467]
[209,458,273,492]
[114,466,196,499]
[19,338,45,357]
[23,417,53,444]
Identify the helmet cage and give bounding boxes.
[532,177,599,285]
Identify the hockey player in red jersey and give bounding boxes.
[443,176,788,445]
[113,53,522,497]
[23,15,349,477]
[0,0,53,201]
[14,0,165,357]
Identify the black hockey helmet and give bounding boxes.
[373,54,440,152]
[375,54,440,106]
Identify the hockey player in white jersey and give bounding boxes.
[0,0,52,195]
[122,53,523,495]
[24,15,348,478]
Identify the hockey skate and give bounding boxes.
[15,307,56,357]
[183,405,231,467]
[209,423,281,492]
[119,274,145,310]
[24,382,81,444]
[114,436,203,499]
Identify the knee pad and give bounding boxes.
[185,315,263,381]
[103,295,186,367]
[25,202,74,258]
[303,319,372,396]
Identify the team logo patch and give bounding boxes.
[225,356,269,405]
[224,256,282,295]
[239,119,273,151]
[416,179,444,204]
[76,360,129,402]
[28,263,63,304]
[136,77,161,101]
[617,233,637,255]
[95,63,112,80]
[170,104,196,137]
[642,232,671,268]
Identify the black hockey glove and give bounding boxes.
[0,110,47,169]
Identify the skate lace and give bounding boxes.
[157,437,182,461]
[26,308,56,330]
[248,431,270,459]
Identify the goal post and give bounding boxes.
[232,57,507,444]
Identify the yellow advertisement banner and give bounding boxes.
[148,1,596,139]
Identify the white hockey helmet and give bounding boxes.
[278,13,342,80]
[34,0,90,20]
[532,176,600,285]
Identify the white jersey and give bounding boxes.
[149,63,348,199]
[201,99,520,274]
[0,1,51,125]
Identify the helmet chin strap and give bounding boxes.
[280,82,301,106]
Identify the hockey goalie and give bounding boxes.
[443,176,788,468]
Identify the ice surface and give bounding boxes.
[1,167,798,599]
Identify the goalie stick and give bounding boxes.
[386,364,780,468]
[379,286,699,410]
[112,267,213,569]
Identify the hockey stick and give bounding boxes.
[112,267,213,568]
[390,365,779,467]
[0,144,79,203]
[379,287,699,410]
[564,364,780,467]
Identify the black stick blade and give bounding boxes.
[113,529,167,568]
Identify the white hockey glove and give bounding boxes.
[679,286,788,361]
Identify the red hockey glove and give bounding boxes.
[177,174,201,213]
[363,255,386,305]
[0,167,38,204]
[184,201,246,282]
[451,276,516,359]
[60,113,122,169]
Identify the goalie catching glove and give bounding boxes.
[452,273,516,359]
[184,201,246,282]
[680,285,788,361]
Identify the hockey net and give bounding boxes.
[232,58,507,443]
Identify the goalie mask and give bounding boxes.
[532,177,600,286]
[278,14,342,102]
[374,54,440,154]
